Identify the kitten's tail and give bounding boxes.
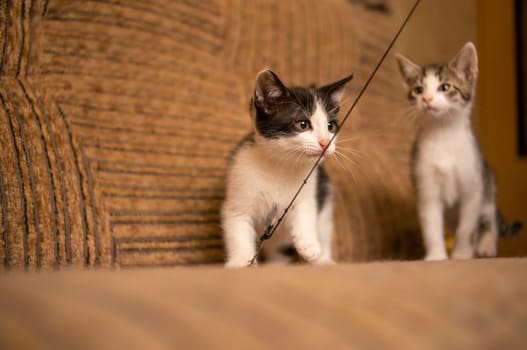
[497,210,522,238]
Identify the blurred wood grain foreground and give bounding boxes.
[0,258,526,349]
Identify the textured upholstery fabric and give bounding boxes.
[0,0,421,270]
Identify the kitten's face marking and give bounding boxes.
[396,42,478,118]
[252,69,352,162]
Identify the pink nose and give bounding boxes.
[422,95,433,105]
[319,138,330,149]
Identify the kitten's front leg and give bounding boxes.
[452,192,482,260]
[290,199,322,263]
[315,199,335,265]
[419,197,448,261]
[222,214,257,268]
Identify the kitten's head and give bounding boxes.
[252,69,352,163]
[396,42,478,119]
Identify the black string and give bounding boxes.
[249,0,421,266]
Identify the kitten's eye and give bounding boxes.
[439,83,451,92]
[413,86,423,95]
[327,121,338,132]
[295,119,311,131]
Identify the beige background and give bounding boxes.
[477,0,527,256]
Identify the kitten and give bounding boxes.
[222,69,352,267]
[396,42,521,261]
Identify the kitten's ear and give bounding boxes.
[318,74,353,104]
[449,42,478,82]
[254,69,289,114]
[395,54,421,86]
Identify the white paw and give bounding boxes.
[225,257,254,268]
[313,257,336,266]
[476,233,497,258]
[451,245,474,260]
[425,251,448,261]
[295,240,322,262]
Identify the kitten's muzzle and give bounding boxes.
[318,138,330,149]
[422,95,433,106]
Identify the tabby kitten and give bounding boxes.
[396,42,521,260]
[222,69,352,267]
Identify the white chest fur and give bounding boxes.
[222,143,334,267]
[415,121,482,207]
[223,146,317,225]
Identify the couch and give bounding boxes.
[0,0,422,270]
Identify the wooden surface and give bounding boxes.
[1,258,526,349]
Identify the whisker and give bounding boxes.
[280,150,298,166]
[337,147,364,160]
[336,143,363,153]
[336,137,362,143]
[334,150,366,178]
[332,154,358,186]
[335,150,361,169]
[336,129,388,141]
[391,107,414,127]
[336,138,365,145]
[286,150,305,168]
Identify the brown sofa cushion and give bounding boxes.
[0,0,420,270]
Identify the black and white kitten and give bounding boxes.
[396,42,521,261]
[222,69,352,267]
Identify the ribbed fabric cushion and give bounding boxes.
[0,0,420,269]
